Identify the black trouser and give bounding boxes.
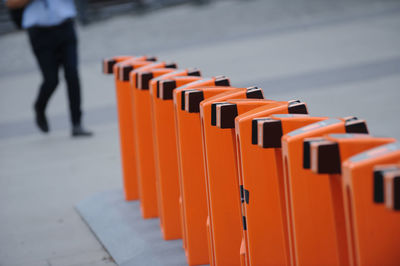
[28,19,82,126]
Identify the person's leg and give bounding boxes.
[59,20,92,136]
[28,28,60,132]
[59,21,82,126]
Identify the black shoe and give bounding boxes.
[34,107,49,133]
[72,125,93,137]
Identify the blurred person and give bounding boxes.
[5,0,93,137]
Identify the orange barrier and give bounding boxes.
[153,75,207,242]
[199,87,266,265]
[236,107,309,266]
[175,85,248,265]
[151,75,229,246]
[234,103,311,266]
[167,77,232,262]
[149,69,202,240]
[215,98,287,266]
[306,134,396,265]
[237,113,330,266]
[203,95,303,265]
[281,117,368,265]
[381,165,400,211]
[255,115,331,265]
[341,142,400,265]
[128,62,178,218]
[102,54,400,266]
[102,56,156,200]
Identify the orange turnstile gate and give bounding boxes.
[281,117,368,265]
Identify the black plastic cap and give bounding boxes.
[135,73,139,88]
[246,87,264,99]
[216,103,238,129]
[374,170,385,203]
[394,177,400,210]
[104,59,116,74]
[345,119,369,134]
[214,76,230,86]
[314,142,341,174]
[160,80,176,100]
[288,100,308,114]
[251,119,258,145]
[211,103,221,126]
[373,166,399,203]
[303,138,326,169]
[251,118,269,145]
[140,72,153,90]
[165,63,177,69]
[181,90,187,111]
[259,119,283,148]
[187,69,201,77]
[146,56,157,62]
[122,65,134,81]
[186,90,204,113]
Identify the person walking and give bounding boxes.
[6,0,93,137]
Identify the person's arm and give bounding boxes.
[5,0,30,8]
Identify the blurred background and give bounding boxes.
[0,0,399,265]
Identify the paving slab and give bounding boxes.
[76,189,187,266]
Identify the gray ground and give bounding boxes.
[1,0,400,265]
